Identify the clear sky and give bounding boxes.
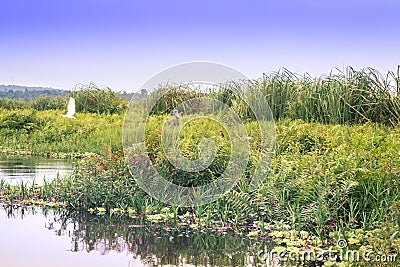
[1,0,399,92]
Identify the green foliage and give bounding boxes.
[0,110,122,155]
[0,86,128,115]
[49,152,144,210]
[0,98,29,110]
[258,120,400,234]
[216,67,400,126]
[70,83,128,114]
[1,66,399,125]
[149,85,203,115]
[0,68,400,244]
[0,110,44,133]
[31,96,68,111]
[143,115,232,187]
[1,110,399,238]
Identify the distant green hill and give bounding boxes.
[0,85,139,101]
[0,85,70,101]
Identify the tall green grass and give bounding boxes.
[70,83,128,114]
[1,67,399,125]
[0,110,122,155]
[133,66,400,126]
[218,67,400,125]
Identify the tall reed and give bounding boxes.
[217,67,400,126]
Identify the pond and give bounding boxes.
[0,155,73,185]
[0,206,274,267]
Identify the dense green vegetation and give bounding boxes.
[2,67,399,124]
[1,115,399,266]
[3,117,399,230]
[70,83,129,114]
[219,67,400,126]
[0,110,122,155]
[0,67,399,266]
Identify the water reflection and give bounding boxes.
[1,206,273,267]
[0,155,73,185]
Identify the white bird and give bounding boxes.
[61,97,76,119]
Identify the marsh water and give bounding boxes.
[0,155,301,267]
[0,155,271,267]
[0,155,73,185]
[0,206,273,267]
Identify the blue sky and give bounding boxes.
[0,0,399,92]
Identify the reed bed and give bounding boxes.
[216,67,400,126]
[2,67,399,125]
[0,110,122,155]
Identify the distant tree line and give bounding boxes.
[0,88,70,101]
[0,84,146,101]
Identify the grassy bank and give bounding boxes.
[1,67,400,266]
[1,113,399,266]
[0,109,122,156]
[1,111,399,230]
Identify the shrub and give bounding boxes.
[0,110,44,132]
[31,96,68,111]
[70,83,128,114]
[0,98,29,110]
[149,85,204,115]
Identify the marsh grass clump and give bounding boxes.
[0,110,45,133]
[50,151,141,210]
[143,67,400,126]
[70,83,128,115]
[0,98,29,110]
[143,115,233,187]
[30,96,68,111]
[256,121,400,233]
[148,85,203,116]
[216,67,400,126]
[0,110,123,155]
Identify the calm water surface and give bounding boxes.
[0,206,271,267]
[0,155,73,185]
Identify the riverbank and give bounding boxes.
[0,109,399,266]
